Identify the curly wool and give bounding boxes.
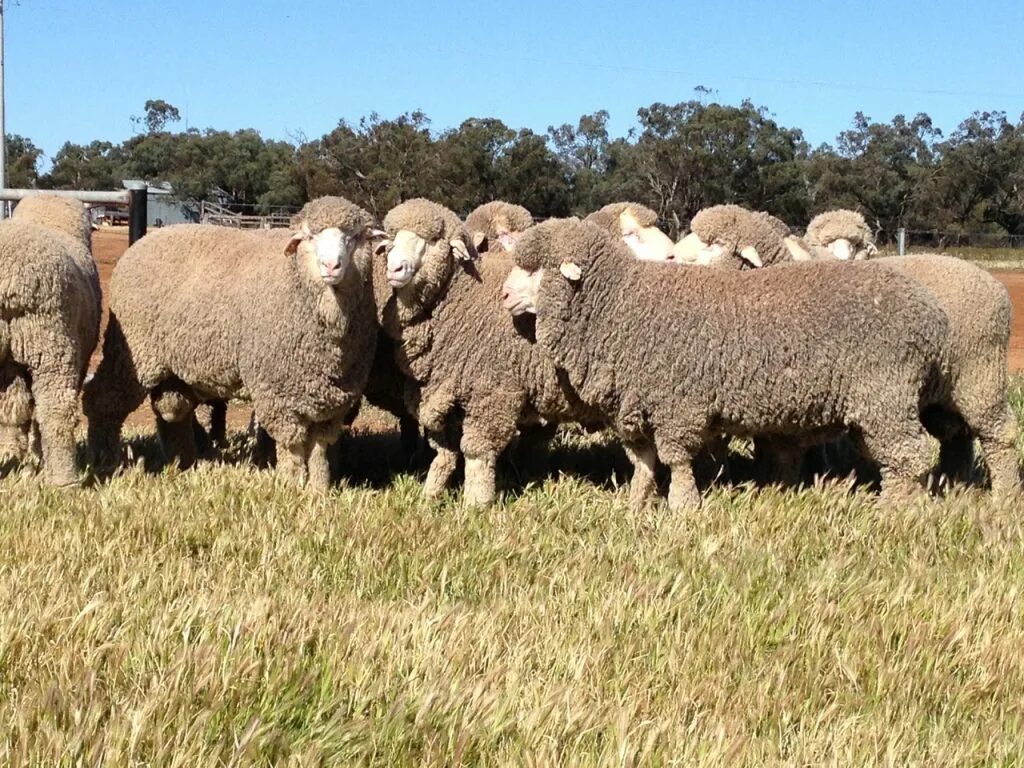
[515,218,948,506]
[878,254,1018,492]
[85,196,379,485]
[384,198,466,243]
[12,194,93,249]
[465,201,534,253]
[0,195,100,485]
[805,209,874,251]
[380,200,601,505]
[689,204,792,267]
[291,195,376,234]
[585,202,659,236]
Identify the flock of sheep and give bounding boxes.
[0,192,1017,510]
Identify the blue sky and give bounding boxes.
[5,0,1023,164]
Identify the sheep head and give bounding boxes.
[805,209,876,260]
[380,198,475,291]
[465,201,534,254]
[503,218,617,316]
[685,204,790,269]
[585,202,675,262]
[286,196,383,286]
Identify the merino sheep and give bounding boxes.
[378,199,603,506]
[874,255,1017,492]
[673,204,793,269]
[805,209,878,260]
[464,200,534,254]
[84,196,384,489]
[585,202,675,261]
[0,194,101,485]
[667,207,1017,493]
[503,218,948,511]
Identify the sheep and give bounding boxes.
[805,209,878,260]
[0,194,101,486]
[585,202,676,261]
[502,218,949,511]
[673,204,793,269]
[671,207,1018,494]
[871,255,1017,492]
[673,206,819,265]
[83,196,385,489]
[378,199,603,506]
[464,201,534,254]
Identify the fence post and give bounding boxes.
[897,228,906,257]
[126,181,148,245]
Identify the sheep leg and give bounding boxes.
[208,400,228,448]
[856,420,932,501]
[307,437,332,491]
[623,440,658,510]
[151,382,200,469]
[155,416,198,470]
[654,434,701,512]
[399,416,422,464]
[306,422,343,492]
[976,403,1020,496]
[753,436,806,487]
[463,452,498,507]
[424,429,459,499]
[30,370,81,487]
[84,313,148,473]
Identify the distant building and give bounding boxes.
[121,180,200,228]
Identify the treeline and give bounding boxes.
[7,97,1024,242]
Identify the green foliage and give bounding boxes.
[23,98,1024,241]
[3,134,43,188]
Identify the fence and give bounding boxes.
[199,200,298,230]
[0,184,148,244]
[895,228,1024,255]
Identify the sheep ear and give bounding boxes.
[451,238,473,262]
[498,232,519,251]
[559,260,582,282]
[783,236,813,261]
[285,221,312,256]
[472,231,487,252]
[739,246,763,268]
[363,227,387,245]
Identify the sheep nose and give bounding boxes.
[665,252,676,262]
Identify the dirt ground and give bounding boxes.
[91,229,1024,433]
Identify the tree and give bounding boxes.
[5,134,43,187]
[132,99,182,134]
[548,110,614,214]
[41,140,126,190]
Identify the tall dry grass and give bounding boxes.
[0,395,1023,765]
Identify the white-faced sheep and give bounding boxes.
[675,206,1018,494]
[805,209,878,260]
[585,202,676,262]
[83,196,385,489]
[502,218,949,511]
[0,194,101,486]
[378,198,603,506]
[464,200,534,254]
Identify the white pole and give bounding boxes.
[0,0,7,220]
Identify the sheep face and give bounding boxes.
[674,232,762,270]
[502,266,544,316]
[382,230,472,289]
[286,223,376,286]
[619,211,675,262]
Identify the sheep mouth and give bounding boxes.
[387,266,414,288]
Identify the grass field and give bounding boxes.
[2,388,1024,765]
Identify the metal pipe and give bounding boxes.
[126,181,147,244]
[0,188,131,204]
